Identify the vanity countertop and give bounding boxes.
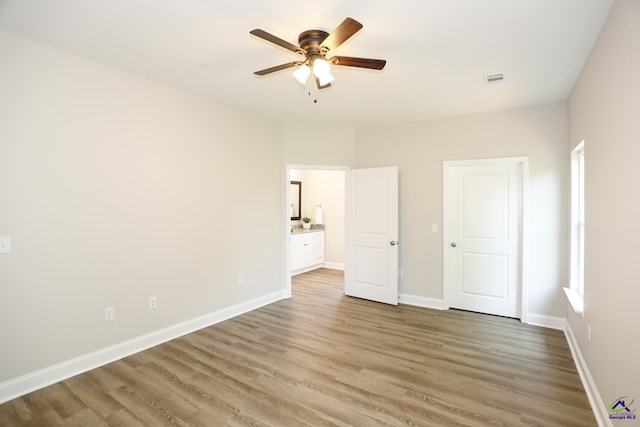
[291,225,325,235]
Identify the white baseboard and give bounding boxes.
[322,262,344,270]
[0,290,284,404]
[291,263,324,276]
[564,322,612,427]
[525,312,566,330]
[397,300,568,331]
[399,293,446,310]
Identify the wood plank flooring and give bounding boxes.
[0,268,596,426]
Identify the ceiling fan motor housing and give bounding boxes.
[298,30,330,58]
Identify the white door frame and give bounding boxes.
[442,157,529,323]
[283,164,348,298]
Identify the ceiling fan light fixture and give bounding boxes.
[312,58,331,77]
[312,58,334,86]
[317,72,335,87]
[293,64,311,84]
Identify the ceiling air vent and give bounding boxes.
[484,72,505,85]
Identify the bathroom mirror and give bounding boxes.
[290,181,301,220]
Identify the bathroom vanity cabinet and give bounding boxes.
[290,230,324,275]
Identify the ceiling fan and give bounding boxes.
[250,17,386,89]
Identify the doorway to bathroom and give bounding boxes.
[285,165,346,298]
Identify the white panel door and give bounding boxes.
[446,160,522,318]
[345,167,399,305]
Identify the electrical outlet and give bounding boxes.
[238,274,245,285]
[104,306,115,322]
[587,326,592,344]
[399,268,404,278]
[149,296,157,310]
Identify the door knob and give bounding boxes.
[450,242,457,247]
[390,241,397,246]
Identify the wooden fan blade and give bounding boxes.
[254,61,302,76]
[320,17,363,52]
[330,56,387,70]
[250,29,304,54]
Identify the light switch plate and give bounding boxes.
[0,237,11,253]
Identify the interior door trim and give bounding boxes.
[442,157,529,323]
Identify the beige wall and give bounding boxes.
[355,103,569,320]
[0,33,283,382]
[568,0,640,417]
[282,125,355,167]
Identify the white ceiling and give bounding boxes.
[0,0,613,128]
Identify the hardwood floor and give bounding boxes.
[0,269,596,426]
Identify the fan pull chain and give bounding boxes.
[305,78,320,107]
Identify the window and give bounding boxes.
[565,140,585,314]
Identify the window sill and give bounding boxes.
[563,287,584,315]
